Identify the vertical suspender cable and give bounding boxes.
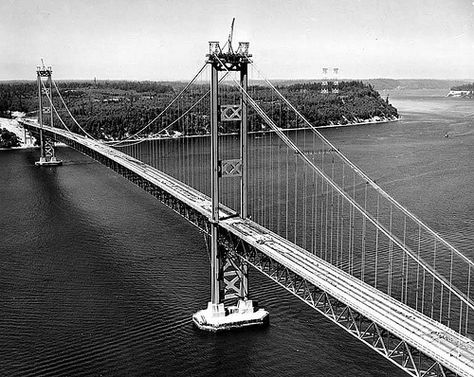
[388,204,393,296]
[431,240,437,319]
[416,225,422,311]
[285,146,289,240]
[294,131,298,245]
[465,265,471,335]
[303,131,307,251]
[447,249,454,328]
[375,194,380,289]
[402,216,408,304]
[330,153,335,264]
[361,181,367,281]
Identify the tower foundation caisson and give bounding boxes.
[192,300,269,331]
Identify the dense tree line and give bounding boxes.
[0,128,20,148]
[451,83,474,91]
[0,80,398,140]
[92,80,174,93]
[259,80,397,128]
[0,80,174,116]
[0,82,37,115]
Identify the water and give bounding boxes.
[1,91,473,376]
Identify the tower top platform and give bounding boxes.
[206,41,252,71]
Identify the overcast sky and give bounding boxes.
[1,0,473,80]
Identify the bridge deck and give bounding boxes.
[22,122,474,377]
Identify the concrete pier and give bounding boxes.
[193,300,269,331]
[35,156,63,166]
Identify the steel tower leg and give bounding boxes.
[210,63,223,305]
[240,64,248,219]
[48,75,54,129]
[238,63,249,300]
[37,71,45,160]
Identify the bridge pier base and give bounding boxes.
[35,156,62,166]
[192,299,269,332]
[193,235,269,331]
[35,136,62,166]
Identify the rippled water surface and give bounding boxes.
[1,91,473,376]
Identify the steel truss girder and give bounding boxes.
[217,227,457,377]
[25,126,211,235]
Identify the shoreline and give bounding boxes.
[0,116,36,149]
[2,115,399,148]
[105,116,400,143]
[315,116,399,129]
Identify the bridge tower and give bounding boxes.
[192,33,269,330]
[35,63,62,166]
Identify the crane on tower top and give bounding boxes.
[227,18,235,53]
[207,18,250,59]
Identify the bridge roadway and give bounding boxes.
[21,121,474,377]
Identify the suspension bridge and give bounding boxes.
[17,36,474,377]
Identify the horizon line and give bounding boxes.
[0,77,473,83]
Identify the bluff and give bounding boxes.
[0,80,398,140]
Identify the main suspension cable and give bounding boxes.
[52,79,95,139]
[153,71,230,138]
[112,71,230,149]
[110,62,208,146]
[40,79,74,134]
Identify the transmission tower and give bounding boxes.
[332,68,339,94]
[321,67,329,94]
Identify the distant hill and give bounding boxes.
[450,83,474,91]
[271,79,471,91]
[364,79,470,91]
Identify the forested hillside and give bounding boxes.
[0,80,398,140]
[450,83,474,91]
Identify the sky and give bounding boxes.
[1,0,473,81]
